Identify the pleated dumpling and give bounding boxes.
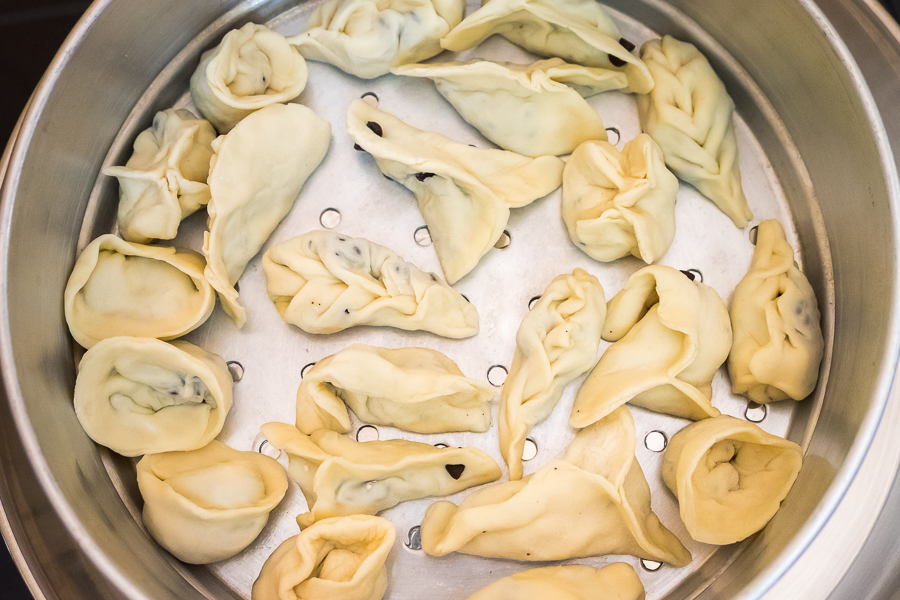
[393,59,612,157]
[64,234,215,349]
[261,422,502,527]
[137,441,288,564]
[190,23,308,133]
[252,515,394,600]
[466,563,645,600]
[637,36,752,227]
[347,99,564,283]
[661,415,802,545]
[204,103,331,328]
[289,0,465,79]
[297,344,494,434]
[562,135,679,264]
[262,230,479,338]
[729,219,824,403]
[74,337,232,457]
[421,406,691,566]
[571,265,731,425]
[102,109,216,243]
[500,269,606,480]
[440,0,653,94]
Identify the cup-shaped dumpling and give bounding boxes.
[562,135,679,264]
[64,234,216,349]
[262,230,479,338]
[251,515,394,600]
[137,440,288,564]
[661,415,803,545]
[729,219,824,403]
[102,109,216,243]
[190,23,308,133]
[74,337,232,456]
[297,344,494,434]
[466,563,645,600]
[571,265,731,425]
[261,422,502,527]
[500,269,606,480]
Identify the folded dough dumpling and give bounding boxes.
[562,135,678,264]
[297,344,494,434]
[466,563,645,600]
[637,36,752,228]
[262,230,479,338]
[289,0,464,79]
[661,415,803,545]
[74,337,232,457]
[347,99,564,283]
[261,422,502,526]
[64,234,216,349]
[729,219,824,403]
[500,269,606,480]
[252,515,394,600]
[204,103,331,328]
[190,23,308,133]
[393,59,611,157]
[103,109,216,243]
[421,406,691,566]
[441,0,653,94]
[571,265,731,425]
[137,440,288,564]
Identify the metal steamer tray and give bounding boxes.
[81,1,832,599]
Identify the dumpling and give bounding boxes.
[288,0,464,79]
[466,563,645,600]
[637,36,752,227]
[440,0,653,93]
[261,422,502,526]
[728,219,824,403]
[296,343,494,434]
[102,109,216,243]
[262,230,479,338]
[392,59,612,157]
[74,337,232,457]
[64,234,215,349]
[190,23,308,133]
[421,405,691,566]
[137,440,288,564]
[204,103,331,328]
[661,415,803,545]
[251,515,394,600]
[347,99,564,283]
[571,265,731,425]
[500,269,606,480]
[562,135,678,264]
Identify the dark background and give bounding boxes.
[1,0,899,598]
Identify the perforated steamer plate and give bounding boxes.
[79,0,833,598]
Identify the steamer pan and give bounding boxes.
[1,0,899,599]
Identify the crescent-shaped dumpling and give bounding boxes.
[466,563,645,600]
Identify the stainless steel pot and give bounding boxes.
[2,0,900,598]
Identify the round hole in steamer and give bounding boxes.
[360,92,379,107]
[745,402,768,423]
[644,431,668,452]
[319,208,341,229]
[522,438,538,461]
[434,443,449,449]
[641,559,662,572]
[301,362,316,378]
[252,432,284,462]
[606,127,621,145]
[405,525,423,551]
[487,364,508,387]
[414,225,432,246]
[681,268,703,283]
[494,230,511,249]
[749,225,759,245]
[226,361,244,382]
[528,295,541,310]
[356,425,379,442]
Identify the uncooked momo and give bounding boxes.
[74,337,232,457]
[562,134,678,263]
[421,405,691,566]
[500,269,606,480]
[103,109,216,243]
[137,440,288,564]
[662,415,803,545]
[190,23,308,133]
[637,36,752,227]
[204,103,331,328]
[571,265,731,425]
[347,99,564,283]
[261,422,502,527]
[289,0,464,79]
[64,234,215,349]
[296,344,494,434]
[252,515,394,600]
[466,563,645,600]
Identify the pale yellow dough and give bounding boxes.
[466,563,645,600]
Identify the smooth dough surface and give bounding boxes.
[466,563,645,600]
